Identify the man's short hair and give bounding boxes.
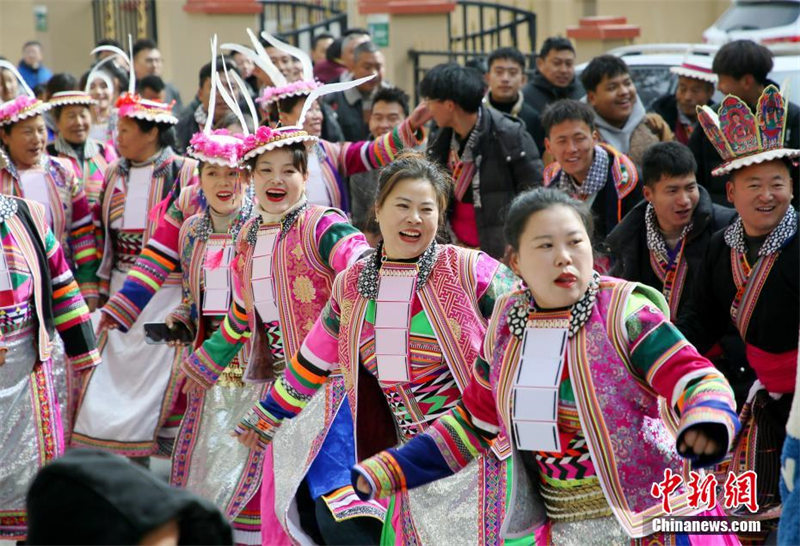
[23,40,42,50]
[326,37,344,62]
[46,73,78,97]
[344,27,370,38]
[198,56,238,89]
[313,33,334,47]
[353,41,379,64]
[487,47,526,71]
[137,74,165,94]
[541,99,596,136]
[419,63,484,113]
[642,142,698,186]
[539,36,575,59]
[712,40,773,86]
[132,38,157,59]
[580,54,629,93]
[373,86,410,116]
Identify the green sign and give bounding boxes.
[367,14,389,48]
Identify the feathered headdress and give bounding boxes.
[93,36,178,125]
[222,28,321,107]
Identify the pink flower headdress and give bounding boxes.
[0,60,51,126]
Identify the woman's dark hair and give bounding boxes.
[130,117,176,149]
[273,94,305,124]
[247,141,308,175]
[373,151,450,226]
[504,187,594,251]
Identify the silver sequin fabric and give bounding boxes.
[550,515,631,545]
[0,327,42,514]
[178,382,266,516]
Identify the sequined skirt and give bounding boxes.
[0,324,60,539]
[170,355,267,521]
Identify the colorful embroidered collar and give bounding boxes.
[555,145,610,198]
[357,241,439,300]
[508,272,600,339]
[645,203,693,260]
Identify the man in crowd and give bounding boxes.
[581,54,674,166]
[325,41,388,141]
[338,28,371,81]
[132,38,182,110]
[482,46,545,153]
[541,99,642,246]
[175,57,239,153]
[677,86,798,531]
[311,33,334,67]
[523,36,583,115]
[137,75,167,103]
[17,41,52,90]
[650,56,716,145]
[689,39,799,206]
[422,62,543,259]
[349,86,413,244]
[606,141,735,320]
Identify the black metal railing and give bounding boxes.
[410,1,537,103]
[259,0,348,52]
[91,0,158,46]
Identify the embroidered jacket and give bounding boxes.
[237,246,517,456]
[677,208,799,394]
[95,148,198,300]
[0,197,100,368]
[100,183,202,329]
[354,278,739,539]
[0,155,99,298]
[181,204,370,388]
[47,137,118,206]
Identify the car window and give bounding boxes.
[627,66,676,109]
[715,1,800,31]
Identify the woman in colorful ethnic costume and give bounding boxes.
[352,187,742,545]
[226,30,426,214]
[160,50,261,546]
[0,154,100,540]
[72,53,199,457]
[0,63,100,304]
[235,152,523,545]
[46,90,118,207]
[0,67,101,444]
[677,86,799,534]
[182,115,379,544]
[168,135,264,544]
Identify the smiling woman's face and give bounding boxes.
[252,147,308,215]
[509,204,594,309]
[375,177,440,260]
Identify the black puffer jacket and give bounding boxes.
[522,71,584,115]
[427,105,544,258]
[605,185,736,321]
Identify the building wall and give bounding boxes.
[1,0,731,103]
[0,0,95,85]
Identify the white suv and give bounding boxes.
[703,0,800,46]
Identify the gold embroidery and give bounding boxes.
[340,299,353,328]
[292,243,304,260]
[292,275,316,303]
[448,318,462,339]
